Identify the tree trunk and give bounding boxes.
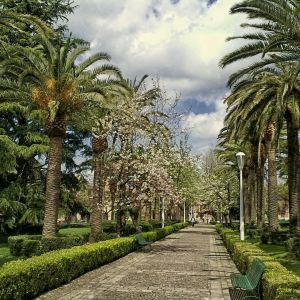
[42,135,64,237]
[286,117,299,232]
[89,136,107,242]
[244,173,251,224]
[256,165,265,228]
[89,156,104,242]
[297,165,300,236]
[154,197,160,221]
[116,207,126,236]
[250,169,257,224]
[266,123,279,232]
[109,177,117,221]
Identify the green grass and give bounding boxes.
[0,243,17,267]
[58,227,90,236]
[247,237,300,278]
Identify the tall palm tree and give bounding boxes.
[0,37,122,236]
[223,68,293,231]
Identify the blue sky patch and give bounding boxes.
[178,99,216,115]
[207,0,217,6]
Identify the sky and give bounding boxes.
[67,0,247,153]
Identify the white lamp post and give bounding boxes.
[183,201,186,223]
[236,152,245,241]
[161,197,165,228]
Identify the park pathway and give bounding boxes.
[38,225,237,300]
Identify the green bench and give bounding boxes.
[229,258,266,300]
[135,234,152,249]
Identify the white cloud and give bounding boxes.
[182,99,227,152]
[68,0,248,152]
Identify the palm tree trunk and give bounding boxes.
[266,124,279,232]
[42,135,63,237]
[256,165,264,228]
[89,136,107,242]
[251,171,257,224]
[89,156,104,242]
[297,165,300,236]
[286,118,299,232]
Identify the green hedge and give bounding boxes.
[287,237,300,259]
[0,237,135,300]
[1,222,188,299]
[8,222,186,258]
[217,226,300,300]
[8,235,87,257]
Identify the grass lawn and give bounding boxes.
[58,227,90,236]
[247,237,300,278]
[0,243,17,267]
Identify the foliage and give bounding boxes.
[197,149,239,221]
[0,0,75,40]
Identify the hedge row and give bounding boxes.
[8,235,88,257]
[0,222,188,299]
[216,225,300,300]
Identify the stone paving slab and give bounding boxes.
[37,225,238,300]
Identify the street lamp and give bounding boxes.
[161,197,165,228]
[236,152,245,241]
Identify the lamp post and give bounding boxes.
[236,152,245,241]
[183,200,186,223]
[161,197,165,228]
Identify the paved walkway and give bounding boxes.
[38,225,237,300]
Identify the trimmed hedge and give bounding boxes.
[1,222,188,299]
[0,237,136,300]
[287,237,300,259]
[216,226,300,300]
[8,222,183,258]
[8,235,87,257]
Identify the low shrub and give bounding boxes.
[102,221,117,233]
[39,236,87,254]
[274,288,300,300]
[8,235,87,257]
[246,229,260,239]
[0,237,136,300]
[8,235,41,256]
[261,230,290,245]
[139,222,153,232]
[217,226,300,300]
[269,231,290,245]
[261,230,270,244]
[215,223,222,233]
[287,237,300,259]
[58,223,89,229]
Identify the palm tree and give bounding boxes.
[222,68,293,231]
[0,37,122,236]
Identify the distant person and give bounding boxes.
[191,217,196,227]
